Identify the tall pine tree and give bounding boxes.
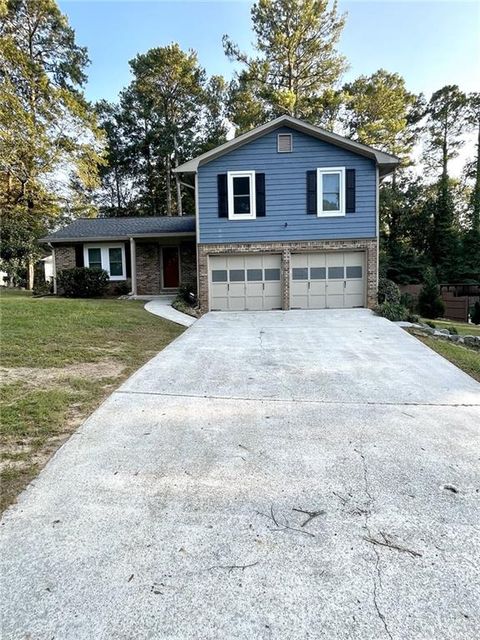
[223,0,347,131]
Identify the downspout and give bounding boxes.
[130,237,137,297]
[48,243,57,295]
[376,166,380,290]
[194,171,200,306]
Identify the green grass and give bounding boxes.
[410,332,480,382]
[0,290,184,511]
[420,318,480,336]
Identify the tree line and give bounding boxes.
[1,0,479,287]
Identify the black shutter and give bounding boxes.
[125,241,131,278]
[217,174,228,217]
[255,173,266,216]
[75,245,84,267]
[306,170,317,214]
[346,169,356,213]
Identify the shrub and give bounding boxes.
[375,301,409,322]
[406,312,419,323]
[57,267,109,298]
[378,277,401,305]
[114,281,130,296]
[417,268,445,319]
[425,320,436,329]
[400,292,416,311]
[447,325,458,335]
[471,301,480,325]
[32,281,53,297]
[178,279,197,305]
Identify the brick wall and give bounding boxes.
[136,240,198,295]
[179,242,197,291]
[54,245,76,272]
[197,238,378,312]
[136,243,160,295]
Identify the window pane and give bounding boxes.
[88,248,102,270]
[247,269,263,281]
[264,268,280,281]
[323,173,340,193]
[310,267,326,280]
[109,248,123,276]
[212,269,227,283]
[346,266,362,279]
[322,173,340,211]
[233,195,250,214]
[323,193,340,211]
[292,268,308,280]
[229,269,245,282]
[233,176,250,195]
[328,266,344,279]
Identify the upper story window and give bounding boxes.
[317,167,345,217]
[84,244,126,280]
[227,171,256,220]
[277,133,293,153]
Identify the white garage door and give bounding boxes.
[209,255,282,311]
[291,252,365,309]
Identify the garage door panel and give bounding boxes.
[246,296,263,311]
[209,254,281,311]
[291,251,365,309]
[327,294,345,308]
[326,253,343,268]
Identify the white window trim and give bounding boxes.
[83,243,127,281]
[277,133,293,153]
[227,170,256,220]
[317,167,346,217]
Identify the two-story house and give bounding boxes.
[41,116,399,312]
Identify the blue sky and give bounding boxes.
[60,1,479,104]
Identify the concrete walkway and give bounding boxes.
[144,296,196,327]
[1,310,479,639]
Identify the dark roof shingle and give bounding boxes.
[39,216,196,243]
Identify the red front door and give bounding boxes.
[162,247,180,288]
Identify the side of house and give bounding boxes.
[40,217,197,296]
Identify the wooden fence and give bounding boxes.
[399,283,479,322]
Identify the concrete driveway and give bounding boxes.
[1,310,479,640]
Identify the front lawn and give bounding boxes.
[409,331,480,382]
[0,291,184,512]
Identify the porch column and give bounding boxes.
[50,244,57,295]
[130,237,137,296]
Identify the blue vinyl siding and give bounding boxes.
[198,127,377,244]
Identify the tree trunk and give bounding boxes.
[27,258,34,291]
[165,154,172,216]
[473,120,480,232]
[173,133,182,216]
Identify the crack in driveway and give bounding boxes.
[355,448,394,640]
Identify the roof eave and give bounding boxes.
[38,231,196,244]
[174,115,400,173]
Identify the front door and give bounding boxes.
[162,247,180,288]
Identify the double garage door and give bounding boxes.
[209,251,365,311]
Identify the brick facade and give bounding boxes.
[136,240,197,295]
[197,238,378,312]
[54,240,197,297]
[54,245,76,271]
